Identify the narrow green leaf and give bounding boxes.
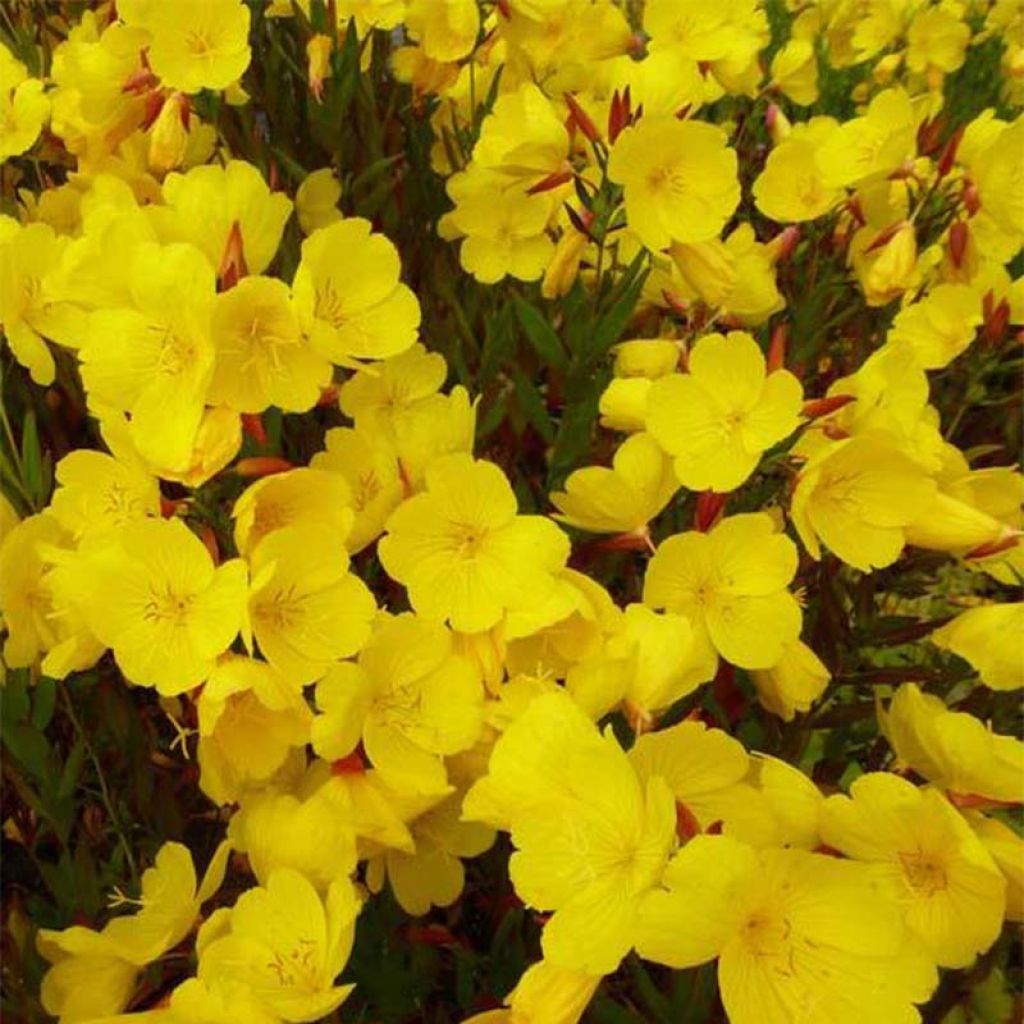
[510,367,555,443]
[20,409,43,508]
[58,738,87,800]
[31,677,56,731]
[514,297,568,371]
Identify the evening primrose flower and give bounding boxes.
[405,0,480,63]
[930,603,1024,691]
[120,0,251,93]
[365,786,494,915]
[233,468,354,557]
[646,331,803,492]
[550,433,678,535]
[464,691,675,975]
[79,241,215,473]
[887,283,983,369]
[0,43,49,160]
[292,217,420,365]
[442,165,556,284]
[38,840,230,1021]
[154,160,293,278]
[338,342,447,425]
[48,449,161,542]
[197,655,312,806]
[643,513,802,670]
[378,454,570,634]
[82,518,247,694]
[821,772,1005,968]
[749,639,830,721]
[0,220,76,385]
[312,613,484,796]
[880,683,1024,804]
[310,426,405,553]
[634,835,937,1024]
[790,433,938,571]
[209,276,332,414]
[0,514,71,669]
[295,169,342,235]
[198,869,360,1023]
[248,524,376,684]
[607,117,739,252]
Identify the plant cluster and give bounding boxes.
[0,1,1021,1023]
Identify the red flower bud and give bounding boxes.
[563,92,601,145]
[694,490,729,532]
[768,322,788,372]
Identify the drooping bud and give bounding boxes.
[217,220,248,290]
[235,456,293,477]
[767,322,788,372]
[937,124,965,178]
[240,413,267,446]
[564,91,601,145]
[765,102,792,145]
[948,220,969,268]
[307,34,333,102]
[147,92,190,174]
[694,490,728,532]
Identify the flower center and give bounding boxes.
[899,851,948,897]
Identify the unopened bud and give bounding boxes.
[307,34,333,102]
[767,323,788,372]
[937,124,965,178]
[235,456,293,477]
[564,92,601,145]
[962,180,981,216]
[765,102,792,145]
[948,220,969,268]
[217,220,248,289]
[694,490,728,532]
[802,394,856,419]
[147,92,190,174]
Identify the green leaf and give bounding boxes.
[510,367,555,443]
[20,409,44,509]
[31,678,56,731]
[58,739,87,800]
[514,297,568,372]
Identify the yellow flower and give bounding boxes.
[209,276,331,414]
[405,0,480,63]
[48,449,160,543]
[233,468,353,557]
[607,117,739,251]
[464,691,675,974]
[966,812,1024,923]
[472,82,569,186]
[378,454,570,633]
[821,772,1005,968]
[0,220,75,385]
[121,0,251,93]
[879,683,1024,803]
[0,514,71,670]
[550,432,678,535]
[646,331,803,492]
[312,613,484,795]
[443,165,556,284]
[230,787,358,892]
[295,169,342,235]
[635,834,938,1024]
[753,116,843,223]
[749,639,830,721]
[770,37,818,105]
[0,44,49,160]
[38,840,229,1021]
[248,524,376,684]
[292,217,420,365]
[887,283,983,369]
[629,718,750,830]
[82,518,247,694]
[850,221,921,307]
[197,869,359,1023]
[815,87,917,189]
[311,426,405,554]
[930,603,1023,691]
[906,6,970,76]
[79,241,215,473]
[197,655,312,805]
[155,160,293,277]
[790,434,938,571]
[643,512,802,669]
[338,342,447,425]
[365,787,494,915]
[670,224,785,326]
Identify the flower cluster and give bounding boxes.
[0,1,1021,1023]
